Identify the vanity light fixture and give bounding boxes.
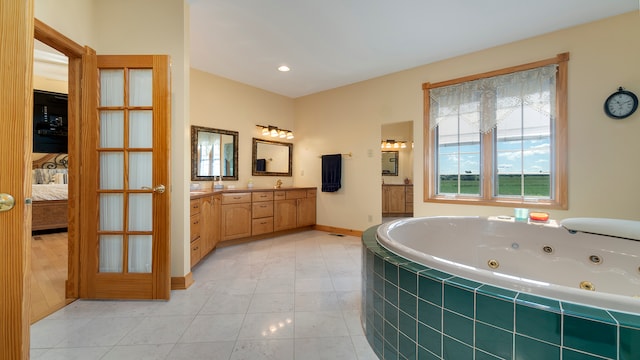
[257,125,294,140]
[381,139,407,149]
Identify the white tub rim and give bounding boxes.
[376,216,640,314]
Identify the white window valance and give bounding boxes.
[429,65,557,133]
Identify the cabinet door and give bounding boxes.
[200,196,214,253]
[221,203,252,241]
[274,199,297,231]
[382,186,389,213]
[387,186,406,214]
[297,197,316,227]
[211,195,221,249]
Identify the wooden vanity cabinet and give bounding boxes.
[190,198,202,267]
[252,191,274,236]
[190,187,316,268]
[221,193,252,241]
[382,184,413,216]
[201,194,221,254]
[297,189,317,227]
[274,189,316,231]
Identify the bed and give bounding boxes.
[32,154,68,232]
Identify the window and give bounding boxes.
[423,53,568,209]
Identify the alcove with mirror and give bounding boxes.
[252,138,293,176]
[381,121,414,217]
[191,125,238,181]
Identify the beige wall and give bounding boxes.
[190,69,295,189]
[36,0,192,277]
[295,11,640,231]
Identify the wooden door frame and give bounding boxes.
[34,19,84,300]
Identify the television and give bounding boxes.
[33,90,68,153]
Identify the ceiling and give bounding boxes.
[189,0,638,98]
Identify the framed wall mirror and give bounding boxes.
[381,151,399,176]
[252,138,293,176]
[191,125,239,181]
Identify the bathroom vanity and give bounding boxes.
[382,184,413,216]
[189,187,316,267]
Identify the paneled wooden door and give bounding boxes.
[80,55,171,299]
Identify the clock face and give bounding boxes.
[605,90,638,119]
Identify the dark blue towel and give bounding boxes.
[321,154,341,192]
[256,158,266,172]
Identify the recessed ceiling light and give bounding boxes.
[278,65,290,72]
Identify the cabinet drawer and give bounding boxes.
[190,214,201,241]
[306,189,317,198]
[221,193,251,204]
[190,199,201,216]
[190,237,201,268]
[405,186,413,199]
[252,191,273,202]
[285,190,307,199]
[405,202,413,213]
[252,201,274,218]
[252,217,274,236]
[274,191,286,200]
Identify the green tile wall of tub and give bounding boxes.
[418,275,442,306]
[476,293,514,331]
[443,336,473,359]
[442,310,473,346]
[562,348,609,360]
[515,335,560,359]
[418,322,441,357]
[399,289,417,318]
[443,283,474,318]
[475,322,513,360]
[515,303,561,345]
[361,227,640,360]
[563,314,617,359]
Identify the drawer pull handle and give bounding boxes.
[233,197,242,200]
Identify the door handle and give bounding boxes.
[0,193,15,212]
[142,184,166,194]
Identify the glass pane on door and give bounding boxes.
[100,152,124,190]
[129,69,152,106]
[129,194,152,232]
[129,110,153,148]
[100,111,124,148]
[99,235,123,272]
[100,69,124,107]
[100,194,123,231]
[128,235,152,273]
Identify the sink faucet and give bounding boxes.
[275,179,283,189]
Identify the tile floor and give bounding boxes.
[30,230,379,360]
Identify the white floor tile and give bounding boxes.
[166,341,235,360]
[294,336,358,360]
[179,314,245,343]
[118,315,193,345]
[237,312,295,340]
[294,311,350,338]
[294,292,341,312]
[230,339,294,360]
[248,293,295,313]
[56,316,143,348]
[101,344,174,360]
[33,346,111,360]
[30,230,377,360]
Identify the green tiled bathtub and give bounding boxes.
[361,226,640,360]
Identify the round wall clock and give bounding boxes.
[604,87,638,119]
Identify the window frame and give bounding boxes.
[422,53,569,209]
